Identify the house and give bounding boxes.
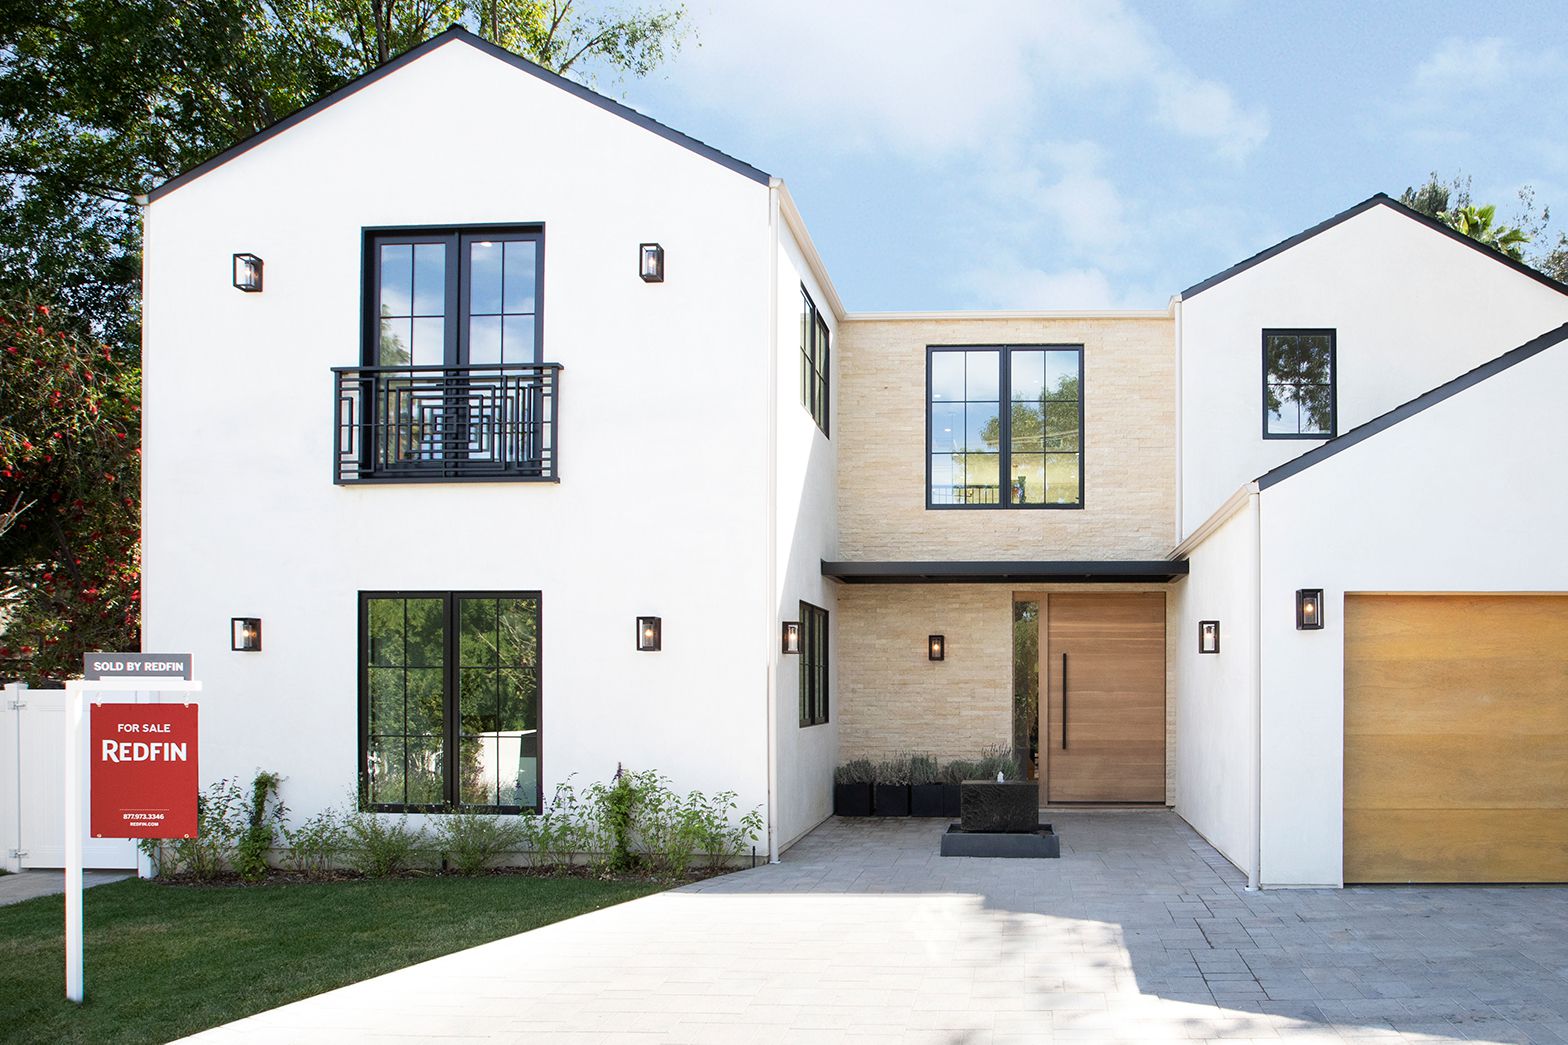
[117,27,1568,887]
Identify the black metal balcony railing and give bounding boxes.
[333,362,561,483]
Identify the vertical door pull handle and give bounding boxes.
[1061,652,1069,750]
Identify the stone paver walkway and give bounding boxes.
[183,811,1568,1043]
[0,869,131,906]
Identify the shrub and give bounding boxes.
[433,813,528,875]
[679,790,764,872]
[908,754,939,786]
[584,767,658,872]
[522,777,592,870]
[939,759,983,785]
[345,811,424,877]
[978,745,1024,781]
[235,771,285,882]
[138,777,247,880]
[281,807,348,879]
[834,759,875,785]
[873,754,912,786]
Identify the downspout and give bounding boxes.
[765,181,782,864]
[1247,489,1263,890]
[1172,295,1183,541]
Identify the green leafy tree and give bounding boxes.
[0,297,140,682]
[1401,171,1567,280]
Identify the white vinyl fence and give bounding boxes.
[2,682,138,871]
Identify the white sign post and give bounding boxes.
[65,654,201,1004]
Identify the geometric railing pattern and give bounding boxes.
[333,363,562,483]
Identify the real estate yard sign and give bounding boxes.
[89,703,199,839]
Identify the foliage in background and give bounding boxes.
[1011,600,1039,771]
[907,753,938,786]
[1400,171,1568,280]
[833,758,876,786]
[0,297,140,682]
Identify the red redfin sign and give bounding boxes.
[90,703,199,839]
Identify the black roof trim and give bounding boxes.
[821,560,1189,584]
[1257,321,1568,491]
[147,27,768,203]
[1180,194,1568,300]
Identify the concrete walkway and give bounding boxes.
[0,869,131,906]
[183,812,1568,1044]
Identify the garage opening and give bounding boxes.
[1344,594,1568,883]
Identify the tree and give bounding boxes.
[1400,171,1567,280]
[0,297,140,682]
[0,0,688,346]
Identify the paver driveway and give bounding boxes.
[184,811,1568,1044]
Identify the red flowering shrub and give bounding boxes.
[0,297,140,682]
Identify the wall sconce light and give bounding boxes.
[1296,589,1324,630]
[928,634,945,661]
[1198,620,1220,654]
[231,617,262,652]
[232,253,264,292]
[781,621,801,655]
[636,616,662,652]
[639,242,664,283]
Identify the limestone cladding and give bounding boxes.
[836,315,1176,561]
[835,583,1177,804]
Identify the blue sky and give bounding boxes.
[612,1,1568,311]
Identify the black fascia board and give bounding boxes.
[1257,322,1568,490]
[821,560,1190,584]
[147,27,769,203]
[1180,194,1568,301]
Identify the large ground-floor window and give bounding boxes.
[359,591,541,812]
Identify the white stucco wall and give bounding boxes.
[1180,202,1568,537]
[141,39,776,830]
[1256,335,1568,886]
[1171,497,1256,875]
[771,213,839,850]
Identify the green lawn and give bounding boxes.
[1,874,665,1044]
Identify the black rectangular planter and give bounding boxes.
[833,782,871,817]
[873,783,910,816]
[910,783,949,818]
[940,823,1059,859]
[940,783,961,818]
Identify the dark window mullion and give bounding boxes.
[442,593,457,808]
[999,348,1013,507]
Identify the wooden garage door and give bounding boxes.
[1344,594,1568,883]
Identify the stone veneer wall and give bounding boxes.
[836,315,1176,561]
[835,582,1178,805]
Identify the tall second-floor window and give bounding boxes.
[367,226,542,368]
[1263,329,1335,438]
[799,288,830,435]
[928,345,1084,508]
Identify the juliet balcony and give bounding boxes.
[333,362,561,484]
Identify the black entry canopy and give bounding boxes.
[821,560,1189,584]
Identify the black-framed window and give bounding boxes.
[364,226,543,368]
[799,601,828,727]
[360,591,541,813]
[799,287,830,435]
[927,345,1083,508]
[1263,329,1335,439]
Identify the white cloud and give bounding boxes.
[1413,37,1511,93]
[669,0,1267,160]
[960,260,1121,309]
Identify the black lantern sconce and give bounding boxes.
[1296,589,1324,630]
[231,617,262,652]
[636,616,662,652]
[781,621,801,655]
[639,242,665,283]
[928,634,945,661]
[1198,620,1220,654]
[232,253,264,292]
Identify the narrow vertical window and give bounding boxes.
[799,287,830,435]
[799,601,829,726]
[1263,329,1335,438]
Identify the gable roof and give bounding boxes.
[146,26,769,203]
[1180,193,1568,301]
[1256,321,1568,490]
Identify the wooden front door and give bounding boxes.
[1043,593,1166,803]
